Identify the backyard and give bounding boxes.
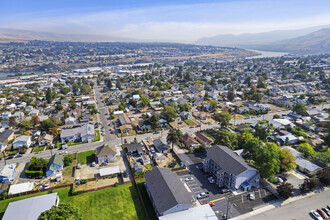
[95,130,100,141]
[184,119,199,126]
[77,150,96,165]
[32,146,45,153]
[0,183,147,220]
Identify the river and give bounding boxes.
[247,50,288,59]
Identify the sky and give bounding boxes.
[1,0,330,42]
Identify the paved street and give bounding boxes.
[243,190,330,220]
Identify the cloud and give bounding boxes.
[1,0,330,42]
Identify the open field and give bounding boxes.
[0,183,146,220]
[77,150,96,165]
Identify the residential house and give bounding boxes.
[144,167,193,216]
[0,164,16,182]
[1,112,11,120]
[2,193,59,220]
[276,134,298,145]
[12,135,32,149]
[153,139,170,153]
[60,124,95,143]
[180,133,199,148]
[141,154,151,165]
[158,204,217,220]
[118,114,133,133]
[65,116,75,125]
[203,145,260,191]
[0,129,15,145]
[46,154,64,177]
[38,134,54,146]
[126,143,144,156]
[180,111,193,120]
[195,131,213,146]
[95,144,117,163]
[134,162,142,172]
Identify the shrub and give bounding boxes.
[277,182,294,199]
[80,179,88,184]
[64,155,73,166]
[25,170,43,177]
[114,182,118,187]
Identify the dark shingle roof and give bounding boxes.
[96,144,117,157]
[206,145,256,176]
[126,143,143,154]
[144,167,192,214]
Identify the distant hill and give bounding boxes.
[0,28,137,42]
[255,28,330,55]
[194,26,328,47]
[0,34,25,43]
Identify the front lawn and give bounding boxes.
[32,146,45,153]
[95,130,101,141]
[77,150,96,165]
[185,119,198,126]
[136,178,158,220]
[0,183,146,220]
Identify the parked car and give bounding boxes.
[16,154,23,158]
[248,193,255,200]
[189,126,194,128]
[91,162,96,167]
[245,117,250,119]
[100,162,108,166]
[150,147,155,154]
[322,207,330,216]
[196,125,201,127]
[220,188,230,193]
[59,151,68,155]
[6,156,13,160]
[205,202,215,207]
[208,177,215,184]
[276,177,284,184]
[197,192,209,199]
[61,144,68,150]
[44,182,49,189]
[76,163,81,169]
[310,210,323,220]
[185,177,194,182]
[317,209,329,219]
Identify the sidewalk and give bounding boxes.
[231,186,330,220]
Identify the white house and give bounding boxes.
[60,124,95,143]
[65,117,75,125]
[12,135,32,149]
[180,111,193,120]
[132,94,140,100]
[95,144,117,163]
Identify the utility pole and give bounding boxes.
[3,150,6,165]
[225,196,231,220]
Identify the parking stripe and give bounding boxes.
[209,197,225,203]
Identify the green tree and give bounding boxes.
[293,103,307,116]
[28,157,48,171]
[180,102,191,112]
[21,120,33,131]
[209,100,218,112]
[55,104,63,112]
[277,182,294,199]
[242,137,262,160]
[46,88,53,104]
[279,148,296,171]
[167,128,182,150]
[213,111,231,127]
[254,120,272,142]
[297,143,316,158]
[40,117,58,132]
[31,116,40,126]
[140,96,150,108]
[215,130,238,150]
[60,86,70,95]
[162,106,177,122]
[148,114,160,131]
[254,142,281,179]
[38,204,81,220]
[64,155,73,167]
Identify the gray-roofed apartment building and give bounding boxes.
[144,166,193,216]
[60,124,95,143]
[203,145,260,191]
[3,193,59,220]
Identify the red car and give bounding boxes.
[317,209,329,219]
[204,202,215,207]
[189,126,194,128]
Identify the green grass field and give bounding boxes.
[185,119,198,126]
[0,184,146,220]
[32,146,45,153]
[77,150,96,165]
[135,178,158,220]
[94,130,101,141]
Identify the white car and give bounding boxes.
[197,192,209,199]
[248,193,255,200]
[184,177,194,182]
[310,210,323,220]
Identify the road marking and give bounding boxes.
[242,195,244,203]
[209,197,225,203]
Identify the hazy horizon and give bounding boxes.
[1,0,330,43]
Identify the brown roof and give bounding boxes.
[196,131,213,144]
[96,144,117,157]
[119,124,133,130]
[180,133,199,147]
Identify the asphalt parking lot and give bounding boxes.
[176,152,278,219]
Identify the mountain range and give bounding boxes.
[195,25,330,55]
[0,26,330,55]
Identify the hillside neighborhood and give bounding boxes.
[0,44,329,220]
